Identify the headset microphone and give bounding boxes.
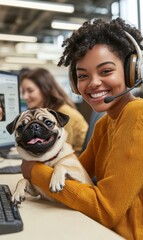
[104,79,143,103]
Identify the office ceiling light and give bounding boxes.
[51,21,81,30]
[0,0,74,13]
[37,52,61,61]
[15,43,62,54]
[0,63,22,71]
[5,57,46,64]
[0,34,37,42]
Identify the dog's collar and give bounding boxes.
[44,150,60,163]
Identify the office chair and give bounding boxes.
[81,111,105,152]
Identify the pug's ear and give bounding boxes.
[48,109,69,127]
[6,114,21,134]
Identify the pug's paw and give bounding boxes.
[12,188,26,205]
[11,179,29,204]
[49,168,66,193]
[11,178,38,204]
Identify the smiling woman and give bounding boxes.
[21,17,143,240]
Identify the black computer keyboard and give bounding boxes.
[0,184,23,234]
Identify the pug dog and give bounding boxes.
[6,108,93,204]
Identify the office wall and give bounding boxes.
[120,0,142,32]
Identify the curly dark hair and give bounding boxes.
[58,17,143,67]
[57,17,143,94]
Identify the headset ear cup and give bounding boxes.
[124,54,138,87]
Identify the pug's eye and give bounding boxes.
[17,124,25,133]
[44,119,55,129]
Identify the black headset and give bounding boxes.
[69,31,143,95]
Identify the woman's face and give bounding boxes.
[76,44,132,118]
[21,78,45,109]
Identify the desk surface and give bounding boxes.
[0,168,125,239]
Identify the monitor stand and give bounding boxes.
[0,148,21,159]
[0,149,11,158]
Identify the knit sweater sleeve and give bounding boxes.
[31,100,143,229]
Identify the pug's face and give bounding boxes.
[6,108,69,155]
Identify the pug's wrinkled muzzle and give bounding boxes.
[16,122,59,155]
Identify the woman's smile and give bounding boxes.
[90,90,110,99]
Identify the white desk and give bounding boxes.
[0,169,125,240]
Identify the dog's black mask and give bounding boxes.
[16,121,58,155]
[6,108,70,155]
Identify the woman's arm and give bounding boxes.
[22,149,143,230]
[21,160,37,180]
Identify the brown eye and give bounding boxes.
[44,119,55,128]
[77,74,88,80]
[17,124,25,133]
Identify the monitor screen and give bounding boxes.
[0,71,20,156]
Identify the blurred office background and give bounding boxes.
[0,0,142,120]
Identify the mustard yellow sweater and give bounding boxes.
[31,99,143,240]
[58,104,88,155]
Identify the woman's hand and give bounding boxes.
[21,160,37,181]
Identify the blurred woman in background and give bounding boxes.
[20,67,88,155]
[0,98,5,121]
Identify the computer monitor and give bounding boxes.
[0,70,20,157]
